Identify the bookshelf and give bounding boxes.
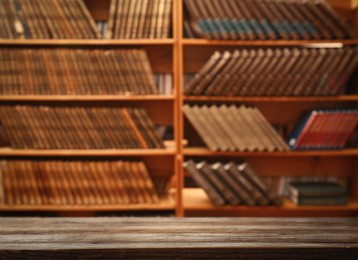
[0,0,357,217]
[177,0,358,217]
[0,0,180,216]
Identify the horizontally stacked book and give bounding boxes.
[184,160,281,206]
[0,160,170,205]
[288,181,348,205]
[184,48,358,96]
[184,0,356,40]
[288,109,358,150]
[183,104,289,152]
[0,106,164,149]
[0,49,158,95]
[107,0,172,39]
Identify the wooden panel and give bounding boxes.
[84,0,111,21]
[144,156,175,177]
[184,188,358,217]
[145,45,173,73]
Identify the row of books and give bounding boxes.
[0,106,164,149]
[0,0,99,39]
[184,160,281,206]
[154,73,173,95]
[183,104,289,152]
[0,49,158,95]
[0,160,168,205]
[288,181,348,205]
[287,109,358,150]
[184,0,356,40]
[184,47,358,96]
[266,175,346,197]
[107,0,172,39]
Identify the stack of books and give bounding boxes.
[0,160,169,205]
[288,109,358,150]
[0,0,100,39]
[184,160,281,206]
[184,0,356,40]
[107,0,172,39]
[288,181,348,205]
[0,48,157,95]
[0,105,164,149]
[184,48,358,96]
[183,104,289,151]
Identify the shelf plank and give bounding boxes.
[184,188,358,212]
[182,39,358,46]
[184,95,358,102]
[184,148,358,157]
[0,95,174,102]
[0,196,176,212]
[0,148,176,157]
[0,39,175,46]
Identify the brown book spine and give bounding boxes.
[199,161,240,205]
[223,162,256,206]
[185,51,222,95]
[107,0,118,39]
[185,160,225,207]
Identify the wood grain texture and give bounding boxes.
[0,217,358,258]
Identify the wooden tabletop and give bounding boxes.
[1,217,358,259]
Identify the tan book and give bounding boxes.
[45,161,64,205]
[106,0,117,38]
[251,107,289,151]
[108,107,136,148]
[74,0,101,38]
[137,0,150,38]
[161,0,172,38]
[183,104,219,151]
[227,105,256,152]
[206,105,236,151]
[110,161,127,204]
[120,108,148,148]
[137,161,159,203]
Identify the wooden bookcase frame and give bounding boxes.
[0,0,357,217]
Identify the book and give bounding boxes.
[184,47,358,97]
[184,159,225,206]
[183,0,356,40]
[0,160,163,206]
[0,0,100,39]
[289,181,347,198]
[107,0,172,39]
[287,109,358,150]
[0,105,164,149]
[185,160,281,206]
[0,48,158,95]
[183,104,288,152]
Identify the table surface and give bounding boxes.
[1,217,358,259]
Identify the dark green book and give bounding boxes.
[289,182,347,198]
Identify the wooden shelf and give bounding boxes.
[0,39,175,46]
[183,188,358,217]
[0,148,176,157]
[0,195,176,212]
[0,95,174,102]
[184,148,358,157]
[182,39,358,46]
[184,95,358,103]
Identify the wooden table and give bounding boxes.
[0,217,358,259]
